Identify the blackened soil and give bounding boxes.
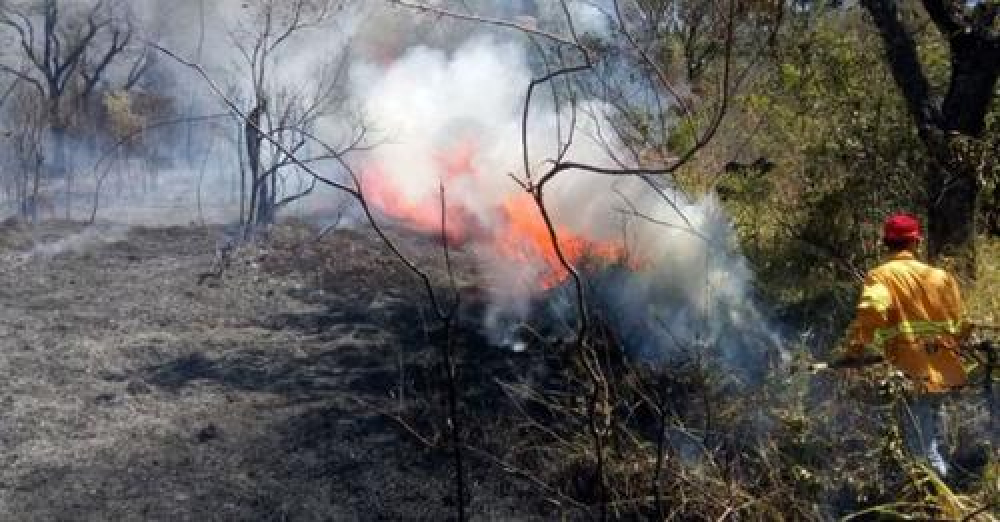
[0,220,552,521]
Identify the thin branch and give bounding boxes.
[521,62,592,186]
[150,43,356,194]
[0,76,22,109]
[81,24,132,99]
[0,64,44,96]
[88,112,233,223]
[153,43,457,321]
[385,0,586,50]
[611,0,699,135]
[274,174,318,209]
[612,183,705,242]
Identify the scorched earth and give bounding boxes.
[0,220,542,521]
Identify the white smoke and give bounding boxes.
[2,225,129,267]
[0,0,781,373]
[86,0,365,225]
[566,1,613,38]
[350,37,528,205]
[349,32,781,375]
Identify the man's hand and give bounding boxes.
[807,355,884,374]
[807,362,831,374]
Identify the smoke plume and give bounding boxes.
[0,0,782,376]
[348,26,781,377]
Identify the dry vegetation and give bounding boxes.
[0,220,545,520]
[265,220,1000,520]
[0,216,995,520]
[0,0,994,520]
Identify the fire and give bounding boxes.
[494,193,629,289]
[361,139,485,245]
[360,139,631,291]
[361,163,483,245]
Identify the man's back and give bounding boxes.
[839,213,968,477]
[858,250,967,391]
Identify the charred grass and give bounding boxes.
[0,219,544,520]
[0,218,995,520]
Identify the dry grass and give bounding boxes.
[4,219,991,520]
[259,224,1000,520]
[969,237,1000,326]
[0,220,546,520]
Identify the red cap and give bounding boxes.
[883,213,922,242]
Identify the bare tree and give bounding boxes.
[0,0,138,144]
[231,0,361,228]
[0,0,146,217]
[5,87,49,221]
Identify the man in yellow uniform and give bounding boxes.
[824,213,969,477]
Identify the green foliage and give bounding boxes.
[665,117,698,153]
[713,10,940,338]
[969,237,1000,324]
[979,97,1000,235]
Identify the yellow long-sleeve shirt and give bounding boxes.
[845,250,968,392]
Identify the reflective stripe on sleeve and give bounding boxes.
[871,319,965,350]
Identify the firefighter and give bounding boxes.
[816,213,969,477]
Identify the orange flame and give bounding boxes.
[494,193,628,289]
[361,139,630,290]
[361,139,485,245]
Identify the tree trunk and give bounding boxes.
[238,120,247,225]
[942,35,1000,137]
[245,104,264,226]
[923,39,998,278]
[925,156,978,279]
[255,174,272,225]
[860,0,1000,280]
[30,159,42,224]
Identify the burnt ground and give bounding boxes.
[0,220,553,521]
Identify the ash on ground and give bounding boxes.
[0,219,549,521]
